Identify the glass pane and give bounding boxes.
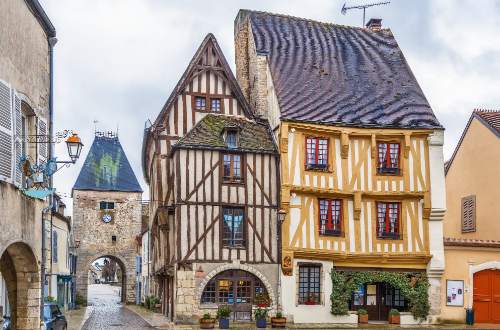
[236,280,251,304]
[195,97,206,110]
[218,279,233,304]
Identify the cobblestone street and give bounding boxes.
[81,284,153,329]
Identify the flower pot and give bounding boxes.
[199,318,215,329]
[256,317,267,328]
[358,314,368,323]
[257,303,269,308]
[389,314,400,324]
[271,317,287,328]
[219,317,230,329]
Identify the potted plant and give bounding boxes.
[271,311,287,328]
[216,305,231,329]
[304,293,318,305]
[255,292,271,307]
[199,313,215,329]
[254,307,269,328]
[388,308,400,324]
[357,308,368,323]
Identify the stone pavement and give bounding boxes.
[78,284,154,330]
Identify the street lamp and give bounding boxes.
[278,209,287,224]
[65,133,83,163]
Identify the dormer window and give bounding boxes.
[195,96,206,111]
[225,130,238,149]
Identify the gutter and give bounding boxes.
[25,0,56,38]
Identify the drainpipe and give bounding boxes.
[40,36,57,328]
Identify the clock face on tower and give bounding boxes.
[102,213,112,223]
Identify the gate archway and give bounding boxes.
[0,241,40,330]
[76,253,133,304]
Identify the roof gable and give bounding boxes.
[153,33,253,128]
[173,114,276,154]
[74,134,142,192]
[445,109,500,175]
[238,10,442,129]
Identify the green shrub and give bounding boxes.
[254,307,269,320]
[216,305,231,319]
[357,308,368,315]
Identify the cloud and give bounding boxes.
[39,0,500,211]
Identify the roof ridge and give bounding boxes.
[473,108,500,113]
[240,9,391,32]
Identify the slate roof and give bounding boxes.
[172,114,277,154]
[73,135,142,192]
[238,10,442,129]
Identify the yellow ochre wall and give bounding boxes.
[440,117,500,323]
[280,122,433,269]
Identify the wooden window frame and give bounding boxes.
[191,93,225,113]
[318,199,343,236]
[305,136,329,171]
[221,207,246,249]
[376,141,401,176]
[376,201,402,240]
[222,153,244,184]
[225,129,239,149]
[211,98,222,112]
[194,96,207,111]
[298,264,322,305]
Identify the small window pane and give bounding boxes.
[298,265,321,304]
[223,208,245,247]
[226,131,237,148]
[195,97,206,110]
[211,98,221,112]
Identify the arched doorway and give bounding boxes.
[85,255,127,305]
[200,269,270,321]
[0,242,40,329]
[473,269,500,323]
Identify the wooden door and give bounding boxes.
[474,269,500,323]
[365,284,379,320]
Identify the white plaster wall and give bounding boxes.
[280,259,357,324]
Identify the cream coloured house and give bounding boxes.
[440,110,500,324]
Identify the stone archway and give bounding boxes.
[197,264,276,309]
[0,241,40,330]
[76,253,134,305]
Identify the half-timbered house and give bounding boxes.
[142,34,279,323]
[235,11,446,324]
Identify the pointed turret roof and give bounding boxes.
[73,134,142,192]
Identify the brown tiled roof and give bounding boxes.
[474,109,500,136]
[172,114,277,154]
[444,237,500,248]
[237,10,442,129]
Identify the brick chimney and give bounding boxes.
[366,18,382,32]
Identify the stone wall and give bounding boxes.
[174,261,279,323]
[0,0,50,117]
[73,190,142,304]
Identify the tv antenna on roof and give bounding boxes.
[341,1,390,27]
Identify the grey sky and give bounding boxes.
[40,0,500,210]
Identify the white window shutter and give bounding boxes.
[12,91,22,186]
[0,80,13,182]
[37,116,48,164]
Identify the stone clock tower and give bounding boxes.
[72,132,143,304]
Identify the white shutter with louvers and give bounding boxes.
[0,80,13,182]
[12,91,22,186]
[37,117,48,164]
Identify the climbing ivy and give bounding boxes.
[330,270,430,320]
